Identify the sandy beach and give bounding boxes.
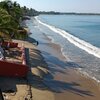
[0,0,100,99]
[0,35,100,100]
[13,39,54,100]
[37,34,100,100]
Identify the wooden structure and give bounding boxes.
[0,42,29,77]
[1,42,18,48]
[0,60,28,77]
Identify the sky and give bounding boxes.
[1,0,100,13]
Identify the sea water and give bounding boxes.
[26,15,100,83]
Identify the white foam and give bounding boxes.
[47,35,55,43]
[35,16,100,58]
[78,68,100,84]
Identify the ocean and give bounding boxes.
[26,15,100,83]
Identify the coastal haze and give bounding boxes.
[12,0,100,13]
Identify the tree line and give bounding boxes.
[0,0,39,41]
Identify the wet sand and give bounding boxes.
[37,34,100,100]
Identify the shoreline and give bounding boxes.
[43,32,100,86]
[37,32,100,100]
[36,16,100,59]
[1,36,100,100]
[6,18,99,100]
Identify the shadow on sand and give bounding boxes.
[0,43,94,98]
[27,37,39,46]
[28,48,94,97]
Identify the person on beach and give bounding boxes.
[0,45,4,60]
[36,41,39,46]
[33,38,39,46]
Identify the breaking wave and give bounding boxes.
[35,16,100,59]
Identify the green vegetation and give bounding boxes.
[0,0,39,41]
[22,6,39,16]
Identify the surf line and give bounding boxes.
[35,16,100,59]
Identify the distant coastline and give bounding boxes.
[39,11,100,15]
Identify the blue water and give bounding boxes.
[26,15,100,83]
[38,15,100,47]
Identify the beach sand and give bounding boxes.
[37,34,100,100]
[0,36,100,100]
[13,39,55,100]
[0,39,54,100]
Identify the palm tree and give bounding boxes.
[0,8,13,39]
[0,0,22,24]
[0,0,28,40]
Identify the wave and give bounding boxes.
[78,68,100,83]
[35,16,100,59]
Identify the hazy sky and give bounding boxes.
[1,0,100,13]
